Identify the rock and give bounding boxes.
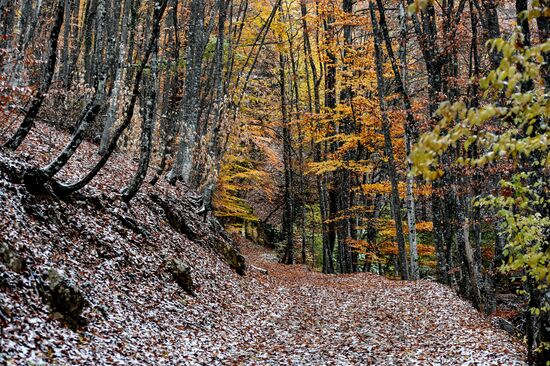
[166,258,196,296]
[493,317,519,336]
[215,240,246,276]
[43,268,88,328]
[151,193,246,275]
[0,242,25,273]
[151,194,197,240]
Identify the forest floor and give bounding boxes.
[231,243,527,365]
[1,123,527,365]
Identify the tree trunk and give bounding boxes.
[168,0,213,184]
[455,184,484,310]
[150,0,181,186]
[370,1,408,280]
[376,0,418,279]
[278,3,294,265]
[36,97,103,180]
[4,0,65,151]
[99,0,132,155]
[61,0,71,87]
[198,0,232,211]
[122,50,159,202]
[323,0,337,274]
[7,0,43,87]
[52,0,168,194]
[83,0,98,84]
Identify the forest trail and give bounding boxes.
[0,125,526,365]
[2,0,548,363]
[227,242,527,365]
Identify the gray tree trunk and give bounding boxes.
[99,0,132,155]
[167,0,213,184]
[4,0,65,150]
[52,0,168,194]
[398,1,419,280]
[370,1,409,280]
[150,0,181,186]
[8,0,44,87]
[122,50,159,202]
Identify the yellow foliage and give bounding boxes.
[358,182,432,198]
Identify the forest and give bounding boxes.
[0,0,548,364]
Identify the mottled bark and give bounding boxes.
[4,0,65,151]
[455,187,483,310]
[53,0,168,194]
[60,0,71,86]
[150,0,180,186]
[99,0,132,155]
[122,51,159,202]
[167,0,214,184]
[199,0,231,210]
[83,0,98,84]
[8,0,43,87]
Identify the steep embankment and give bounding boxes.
[1,124,526,365]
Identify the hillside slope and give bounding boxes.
[1,125,526,365]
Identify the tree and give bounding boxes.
[4,0,65,151]
[370,1,409,280]
[411,24,549,365]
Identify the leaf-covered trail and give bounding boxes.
[0,127,526,365]
[229,243,526,365]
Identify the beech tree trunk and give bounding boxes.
[37,97,103,180]
[122,51,159,202]
[150,0,181,186]
[168,0,213,184]
[370,1,408,280]
[4,0,65,151]
[99,0,132,155]
[9,0,44,87]
[52,0,168,195]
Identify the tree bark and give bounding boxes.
[4,0,65,151]
[278,3,294,265]
[122,50,159,202]
[99,0,132,155]
[150,0,180,186]
[370,1,408,280]
[52,0,168,194]
[36,97,103,180]
[168,0,214,184]
[376,0,419,279]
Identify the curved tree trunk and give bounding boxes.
[38,99,103,179]
[4,0,65,151]
[52,0,168,195]
[121,50,159,202]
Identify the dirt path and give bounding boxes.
[214,243,527,365]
